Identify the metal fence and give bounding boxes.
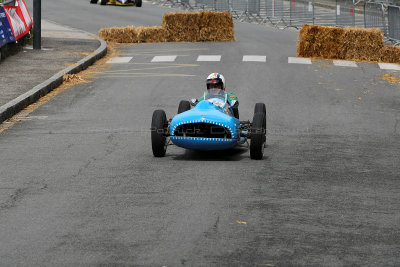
[336,0,355,26]
[290,0,315,25]
[364,2,386,35]
[151,0,400,45]
[388,5,400,43]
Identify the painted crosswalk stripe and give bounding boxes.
[333,60,357,67]
[197,55,221,62]
[106,57,133,64]
[288,57,312,64]
[243,55,266,62]
[151,56,177,62]
[378,63,400,70]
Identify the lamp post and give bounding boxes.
[33,0,41,49]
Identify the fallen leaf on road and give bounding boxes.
[236,220,247,225]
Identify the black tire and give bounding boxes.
[135,0,142,7]
[100,0,107,5]
[151,110,168,157]
[90,0,97,3]
[178,100,191,114]
[254,103,266,116]
[250,111,266,160]
[232,107,239,119]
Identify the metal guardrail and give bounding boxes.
[388,5,400,44]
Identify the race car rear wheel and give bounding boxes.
[250,109,266,160]
[151,110,168,157]
[100,0,107,5]
[178,100,191,114]
[135,0,142,7]
[90,0,97,3]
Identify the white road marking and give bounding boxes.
[378,63,400,70]
[288,57,312,64]
[243,55,267,62]
[333,60,357,67]
[151,56,177,62]
[197,55,221,62]
[106,57,133,64]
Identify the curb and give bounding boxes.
[0,34,107,124]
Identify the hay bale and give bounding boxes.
[168,26,200,42]
[137,26,169,43]
[98,26,138,43]
[199,11,234,29]
[199,27,235,42]
[380,46,400,64]
[162,12,200,30]
[342,27,384,62]
[297,24,345,59]
[297,24,385,62]
[162,12,200,42]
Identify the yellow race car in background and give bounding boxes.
[90,0,142,7]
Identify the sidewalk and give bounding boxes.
[0,20,106,123]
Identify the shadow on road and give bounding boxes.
[171,147,249,161]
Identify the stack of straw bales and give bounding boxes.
[381,46,400,64]
[98,11,235,43]
[162,12,201,42]
[297,24,400,64]
[137,26,169,43]
[98,26,138,43]
[199,11,235,42]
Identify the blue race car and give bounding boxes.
[151,90,266,159]
[90,0,142,7]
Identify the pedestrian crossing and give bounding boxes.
[105,55,400,70]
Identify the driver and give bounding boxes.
[191,73,239,119]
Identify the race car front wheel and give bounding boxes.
[100,0,107,5]
[90,0,97,3]
[151,110,168,157]
[135,0,142,7]
[250,105,266,160]
[178,100,191,114]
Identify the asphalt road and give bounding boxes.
[1,0,399,266]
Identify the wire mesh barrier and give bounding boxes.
[388,5,400,43]
[289,0,315,25]
[215,0,230,11]
[247,0,261,20]
[261,0,286,26]
[149,0,400,46]
[364,2,386,34]
[231,0,248,19]
[336,0,355,26]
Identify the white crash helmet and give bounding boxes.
[206,73,226,90]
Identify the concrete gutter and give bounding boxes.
[0,34,107,124]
